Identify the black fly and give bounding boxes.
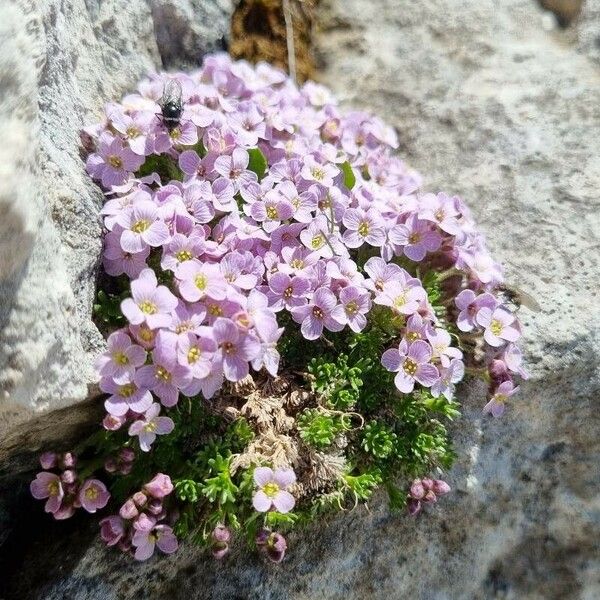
[158,79,183,131]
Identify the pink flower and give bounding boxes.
[336,285,372,333]
[483,380,519,417]
[266,272,311,311]
[86,133,144,188]
[116,200,170,254]
[78,479,110,513]
[99,515,125,546]
[121,268,178,329]
[128,403,175,451]
[381,339,439,394]
[214,147,257,192]
[176,330,217,379]
[455,289,497,332]
[132,524,178,561]
[30,472,64,514]
[143,473,174,499]
[290,287,345,340]
[95,330,146,384]
[176,261,227,303]
[213,317,261,381]
[431,358,465,400]
[374,277,427,316]
[426,328,463,367]
[300,155,339,187]
[256,529,287,563]
[252,467,296,513]
[476,306,521,347]
[342,207,386,248]
[100,374,153,417]
[389,215,441,261]
[419,192,461,235]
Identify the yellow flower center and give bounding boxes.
[490,320,503,336]
[108,155,123,169]
[311,167,325,181]
[346,300,359,315]
[176,250,193,262]
[290,258,304,269]
[403,358,418,376]
[312,306,324,320]
[170,127,182,140]
[208,304,223,316]
[406,331,421,342]
[266,206,278,219]
[144,421,157,432]
[139,326,155,342]
[85,486,99,500]
[126,126,140,139]
[113,351,129,365]
[131,219,150,234]
[358,222,370,237]
[187,347,201,364]
[311,235,324,249]
[223,342,235,355]
[393,293,407,308]
[263,482,280,498]
[195,274,207,290]
[120,383,136,398]
[139,300,157,314]
[156,366,171,382]
[408,232,421,244]
[283,286,293,299]
[175,322,192,334]
[434,208,445,222]
[48,480,60,496]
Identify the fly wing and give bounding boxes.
[159,78,183,108]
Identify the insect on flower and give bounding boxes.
[158,79,184,131]
[498,283,540,312]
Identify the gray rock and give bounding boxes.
[0,0,232,462]
[2,0,600,599]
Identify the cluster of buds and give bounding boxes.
[100,473,178,560]
[30,452,110,519]
[407,478,451,516]
[104,446,136,475]
[210,525,232,559]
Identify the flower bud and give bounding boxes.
[119,462,133,475]
[61,452,77,469]
[39,452,57,470]
[143,473,173,499]
[147,499,163,515]
[119,448,135,463]
[119,499,139,520]
[409,480,425,500]
[407,498,421,516]
[132,491,148,508]
[103,414,125,431]
[104,458,118,473]
[432,480,451,495]
[61,469,77,484]
[212,525,231,544]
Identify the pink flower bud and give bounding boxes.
[99,515,125,547]
[104,458,118,473]
[143,473,173,499]
[61,469,77,484]
[423,490,437,503]
[409,480,425,500]
[212,541,230,559]
[61,452,77,469]
[432,480,451,495]
[132,491,148,508]
[421,478,434,490]
[212,525,231,544]
[119,462,133,475]
[119,448,135,463]
[39,452,57,470]
[147,499,163,515]
[103,414,125,431]
[119,499,139,520]
[133,512,155,531]
[407,498,421,516]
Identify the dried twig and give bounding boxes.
[282,0,297,83]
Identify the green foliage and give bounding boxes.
[342,469,381,502]
[136,154,183,182]
[297,409,348,449]
[361,421,398,459]
[307,353,363,410]
[201,454,238,505]
[247,147,267,180]
[93,289,127,327]
[341,160,356,190]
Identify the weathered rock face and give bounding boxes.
[0,0,231,461]
[2,0,600,598]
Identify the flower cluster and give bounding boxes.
[31,53,527,562]
[407,478,451,516]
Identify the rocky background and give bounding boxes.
[1,0,599,598]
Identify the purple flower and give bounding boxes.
[176,330,217,378]
[363,256,404,292]
[381,339,439,393]
[160,231,206,272]
[78,479,110,513]
[214,147,257,192]
[248,193,295,233]
[230,102,266,146]
[99,515,125,547]
[143,473,174,499]
[86,133,144,188]
[503,343,529,380]
[121,268,178,329]
[251,317,284,377]
[408,478,451,516]
[109,108,154,155]
[431,358,465,400]
[256,530,287,563]
[135,331,192,407]
[103,230,150,278]
[213,317,261,381]
[132,524,178,561]
[300,155,339,187]
[30,472,64,514]
[128,403,175,451]
[290,287,345,340]
[476,306,521,347]
[342,207,386,248]
[39,452,57,470]
[252,467,296,513]
[483,380,519,417]
[374,278,427,316]
[101,374,153,417]
[266,272,311,311]
[220,252,259,290]
[389,215,441,261]
[276,180,317,223]
[419,192,461,235]
[335,285,371,332]
[176,260,227,303]
[95,330,146,384]
[116,200,170,254]
[455,289,497,332]
[426,328,463,367]
[211,525,232,559]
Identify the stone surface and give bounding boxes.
[0,0,232,462]
[2,0,600,598]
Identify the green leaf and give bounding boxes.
[247,148,267,180]
[341,161,356,190]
